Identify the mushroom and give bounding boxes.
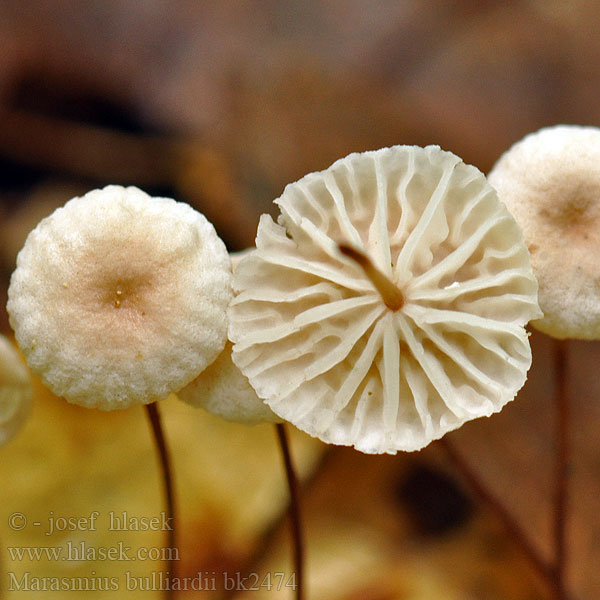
[0,334,32,446]
[7,185,232,410]
[178,250,281,425]
[177,340,281,425]
[488,124,600,339]
[229,145,541,454]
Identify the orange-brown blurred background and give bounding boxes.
[1,2,600,599]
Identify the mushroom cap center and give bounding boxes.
[60,235,170,344]
[535,173,600,233]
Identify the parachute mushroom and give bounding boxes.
[0,334,32,446]
[488,124,600,340]
[229,145,542,454]
[7,185,232,409]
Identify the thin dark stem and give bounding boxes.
[220,448,334,600]
[275,423,305,600]
[553,339,569,599]
[439,437,559,597]
[145,403,177,600]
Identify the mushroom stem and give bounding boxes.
[145,403,177,600]
[338,244,404,310]
[275,423,305,600]
[553,339,570,599]
[439,437,562,597]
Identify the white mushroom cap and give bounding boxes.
[7,185,232,410]
[178,249,281,425]
[488,125,600,339]
[229,145,541,454]
[177,341,281,425]
[0,334,32,445]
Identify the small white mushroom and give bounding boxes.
[7,185,232,410]
[0,334,32,446]
[229,145,542,454]
[488,124,600,339]
[178,250,281,425]
[177,340,281,425]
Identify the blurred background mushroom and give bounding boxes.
[487,124,600,600]
[1,2,600,599]
[0,333,31,447]
[488,125,600,341]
